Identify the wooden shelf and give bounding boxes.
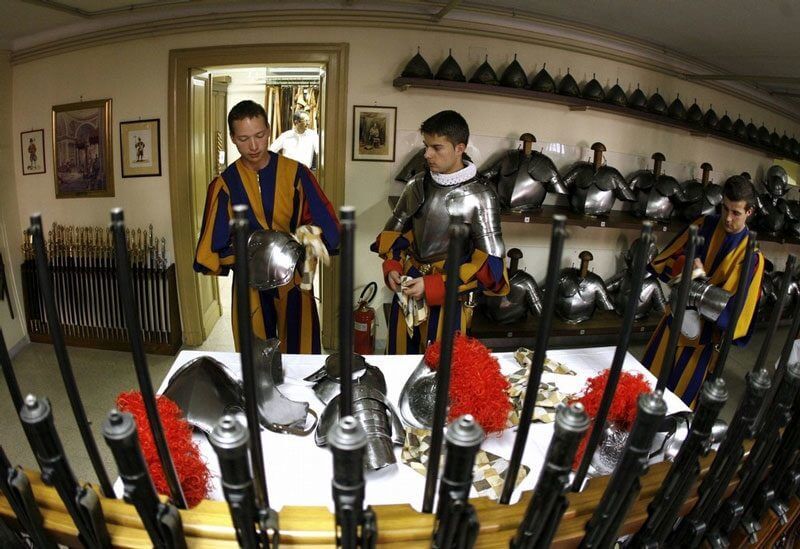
[388,197,795,245]
[393,77,800,163]
[469,307,660,350]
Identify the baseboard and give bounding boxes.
[7,335,30,359]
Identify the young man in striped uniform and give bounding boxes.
[643,175,765,406]
[194,100,339,354]
[372,110,509,354]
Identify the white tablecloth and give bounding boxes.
[151,346,689,511]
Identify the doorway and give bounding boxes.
[168,43,348,349]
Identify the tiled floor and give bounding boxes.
[0,311,789,489]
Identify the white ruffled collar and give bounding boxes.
[430,160,477,186]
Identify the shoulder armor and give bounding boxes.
[384,173,426,231]
[655,175,681,197]
[629,170,656,192]
[445,181,505,257]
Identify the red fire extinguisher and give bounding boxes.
[354,282,377,355]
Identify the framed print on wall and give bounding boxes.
[52,98,114,198]
[120,118,162,178]
[20,129,46,175]
[352,105,396,162]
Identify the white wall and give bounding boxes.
[8,22,800,350]
[0,51,26,351]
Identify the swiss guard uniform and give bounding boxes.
[194,152,339,354]
[642,214,765,406]
[372,162,509,354]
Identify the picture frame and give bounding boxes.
[20,129,46,175]
[120,118,162,178]
[352,105,396,162]
[52,98,114,198]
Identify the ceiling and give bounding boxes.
[2,0,798,107]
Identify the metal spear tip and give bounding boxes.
[329,416,367,451]
[445,414,484,447]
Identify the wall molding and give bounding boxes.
[9,6,800,125]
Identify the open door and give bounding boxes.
[189,70,221,339]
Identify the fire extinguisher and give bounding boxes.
[354,282,377,355]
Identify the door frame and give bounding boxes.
[168,43,349,348]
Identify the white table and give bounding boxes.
[153,347,689,511]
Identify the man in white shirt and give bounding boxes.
[269,111,319,168]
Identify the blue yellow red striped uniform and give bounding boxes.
[194,153,339,353]
[371,212,508,355]
[642,215,764,406]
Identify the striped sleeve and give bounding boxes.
[193,176,234,275]
[717,250,765,344]
[649,217,705,283]
[297,165,340,253]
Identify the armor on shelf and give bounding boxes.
[628,152,681,222]
[753,165,791,235]
[675,162,722,222]
[703,105,719,129]
[469,56,499,85]
[605,238,667,320]
[481,248,543,323]
[668,95,687,120]
[563,142,636,217]
[647,89,667,115]
[481,133,568,212]
[435,50,465,82]
[605,80,627,107]
[500,54,527,88]
[556,250,614,323]
[247,230,303,290]
[384,172,504,263]
[718,112,733,133]
[530,63,556,92]
[628,84,647,110]
[400,49,434,79]
[686,100,703,125]
[582,74,605,101]
[557,69,580,97]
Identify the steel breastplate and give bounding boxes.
[495,150,565,212]
[613,276,659,320]
[565,164,623,216]
[482,270,542,323]
[557,269,601,323]
[412,179,454,262]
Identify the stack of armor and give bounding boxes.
[605,238,667,320]
[556,250,614,323]
[627,152,681,222]
[563,142,636,217]
[481,248,543,324]
[753,165,793,236]
[481,133,568,212]
[675,162,721,222]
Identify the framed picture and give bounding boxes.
[352,105,396,162]
[120,118,162,178]
[20,129,46,175]
[52,98,114,198]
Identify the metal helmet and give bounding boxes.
[703,105,719,129]
[557,69,580,97]
[792,136,800,159]
[435,50,466,81]
[582,73,605,101]
[530,63,556,93]
[627,84,647,110]
[765,165,790,196]
[162,355,244,436]
[718,112,733,133]
[401,49,434,79]
[770,129,781,150]
[732,117,747,139]
[780,133,791,155]
[668,95,687,120]
[746,121,759,142]
[469,56,499,85]
[686,101,703,125]
[758,124,771,146]
[499,54,528,88]
[247,229,303,290]
[647,89,667,115]
[605,81,628,107]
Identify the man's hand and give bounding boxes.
[401,277,426,300]
[693,257,705,272]
[387,270,402,292]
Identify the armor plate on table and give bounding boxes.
[482,270,543,323]
[247,230,303,290]
[483,149,567,212]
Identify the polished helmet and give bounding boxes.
[435,50,466,82]
[557,69,580,97]
[582,74,605,101]
[647,89,667,115]
[686,101,703,125]
[702,106,719,129]
[247,229,303,290]
[605,81,628,107]
[627,84,647,110]
[500,54,528,88]
[718,112,733,133]
[469,57,499,85]
[530,64,556,92]
[668,95,687,120]
[401,50,434,79]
